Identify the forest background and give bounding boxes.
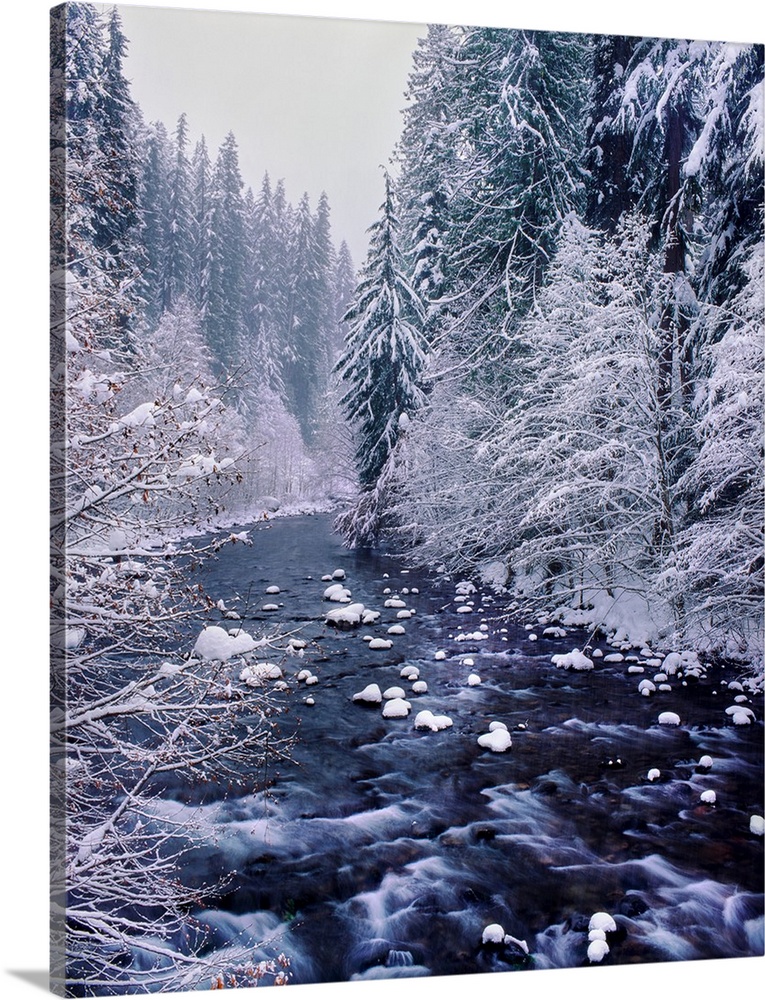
[2,2,763,1000]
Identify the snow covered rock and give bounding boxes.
[434,650,447,661]
[414,710,453,732]
[326,603,367,627]
[698,755,713,770]
[265,585,281,595]
[750,815,764,836]
[700,789,717,804]
[647,768,661,782]
[331,569,346,580]
[400,665,420,680]
[587,939,610,963]
[324,583,352,602]
[552,649,594,671]
[384,598,407,609]
[388,625,406,635]
[588,912,617,933]
[481,924,505,945]
[353,684,382,704]
[368,638,393,651]
[725,705,755,725]
[658,711,681,726]
[193,625,257,661]
[467,674,482,686]
[477,729,513,752]
[383,686,406,700]
[382,698,411,718]
[412,681,428,694]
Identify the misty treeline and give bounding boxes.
[336,26,764,658]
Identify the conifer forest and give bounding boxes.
[51,4,763,995]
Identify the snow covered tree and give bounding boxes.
[334,172,426,544]
[584,34,640,231]
[190,135,214,320]
[137,120,172,327]
[206,131,248,375]
[333,239,356,337]
[162,112,195,311]
[282,192,326,439]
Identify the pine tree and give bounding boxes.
[190,136,213,320]
[584,34,639,231]
[332,240,356,345]
[206,131,248,374]
[335,172,426,544]
[163,112,195,311]
[245,173,285,395]
[137,120,172,327]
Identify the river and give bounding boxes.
[170,513,764,985]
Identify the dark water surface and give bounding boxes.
[176,513,764,983]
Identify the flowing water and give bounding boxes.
[170,513,764,984]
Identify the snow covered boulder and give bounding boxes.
[324,584,352,603]
[412,680,428,694]
[658,712,681,726]
[750,815,764,836]
[588,912,617,934]
[414,710,453,732]
[477,728,512,753]
[481,924,505,945]
[725,705,755,725]
[700,790,717,804]
[587,939,610,963]
[193,625,257,661]
[647,768,661,782]
[326,602,367,628]
[353,683,382,705]
[434,650,447,661]
[368,638,393,651]
[383,686,406,700]
[552,649,594,671]
[467,674,482,687]
[382,698,411,719]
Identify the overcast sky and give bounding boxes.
[113,4,425,266]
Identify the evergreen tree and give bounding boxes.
[190,136,213,320]
[137,120,172,327]
[584,34,639,231]
[62,4,142,346]
[206,131,248,374]
[332,240,356,344]
[163,112,195,310]
[246,173,286,395]
[335,172,426,543]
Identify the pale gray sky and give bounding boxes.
[113,3,425,265]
